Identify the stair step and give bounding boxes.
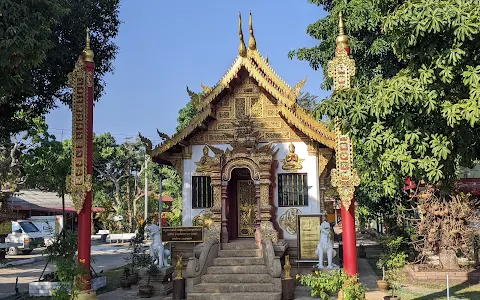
[201,274,272,283]
[207,265,268,274]
[188,292,282,300]
[193,283,275,293]
[218,249,260,257]
[221,242,258,250]
[213,257,264,266]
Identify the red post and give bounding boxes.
[341,201,357,275]
[77,56,94,289]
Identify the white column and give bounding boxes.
[307,154,320,214]
[182,159,193,226]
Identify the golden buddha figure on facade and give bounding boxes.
[281,143,304,170]
[194,146,212,173]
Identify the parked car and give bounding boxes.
[5,220,45,255]
[28,215,63,246]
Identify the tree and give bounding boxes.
[22,137,71,196]
[176,87,203,132]
[290,0,480,198]
[93,133,131,220]
[0,0,120,139]
[297,92,319,115]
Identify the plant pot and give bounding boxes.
[128,273,139,285]
[377,279,389,292]
[120,279,131,290]
[337,289,343,300]
[383,297,400,300]
[138,285,153,298]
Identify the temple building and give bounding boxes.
[140,12,341,250]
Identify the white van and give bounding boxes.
[28,216,63,246]
[5,220,45,255]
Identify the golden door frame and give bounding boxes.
[198,144,280,244]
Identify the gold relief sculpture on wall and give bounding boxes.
[194,146,214,174]
[281,143,304,171]
[235,97,247,118]
[279,208,302,235]
[250,97,263,117]
[237,180,257,237]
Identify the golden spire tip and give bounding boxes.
[248,11,257,51]
[238,12,247,57]
[83,27,94,62]
[338,12,345,36]
[335,11,349,50]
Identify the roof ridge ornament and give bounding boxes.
[82,27,94,62]
[248,11,257,51]
[238,12,247,57]
[336,12,350,52]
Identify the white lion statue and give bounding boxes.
[315,221,337,269]
[146,224,170,267]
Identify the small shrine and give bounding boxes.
[140,12,357,260]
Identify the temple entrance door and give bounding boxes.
[237,179,257,238]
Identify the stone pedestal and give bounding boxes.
[173,278,185,300]
[150,266,174,296]
[282,279,295,300]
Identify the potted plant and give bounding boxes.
[339,275,366,300]
[377,236,408,299]
[138,262,159,298]
[383,252,407,300]
[120,266,132,290]
[126,235,144,285]
[375,263,389,292]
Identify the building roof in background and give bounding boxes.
[7,190,103,213]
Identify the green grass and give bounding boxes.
[396,282,480,300]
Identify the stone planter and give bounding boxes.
[138,285,153,298]
[120,279,131,290]
[29,276,107,297]
[376,279,389,292]
[128,273,139,285]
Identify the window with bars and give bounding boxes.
[192,176,213,208]
[278,173,308,206]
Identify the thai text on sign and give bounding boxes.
[161,226,203,242]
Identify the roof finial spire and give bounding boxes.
[248,11,257,51]
[82,27,94,62]
[238,12,247,57]
[335,12,349,51]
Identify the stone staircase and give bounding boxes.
[188,241,282,300]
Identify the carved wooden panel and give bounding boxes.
[187,75,308,145]
[237,180,257,237]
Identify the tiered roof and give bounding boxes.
[142,12,335,162]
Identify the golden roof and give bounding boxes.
[143,12,336,161]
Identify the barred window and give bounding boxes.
[278,173,308,206]
[192,176,213,208]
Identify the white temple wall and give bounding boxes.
[182,142,321,237]
[273,141,320,240]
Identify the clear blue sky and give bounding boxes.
[46,0,329,145]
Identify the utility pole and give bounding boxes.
[144,154,149,222]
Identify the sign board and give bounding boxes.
[297,214,322,260]
[0,221,11,235]
[161,226,203,242]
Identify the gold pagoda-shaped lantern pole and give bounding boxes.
[327,12,360,276]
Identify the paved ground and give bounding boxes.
[0,243,131,298]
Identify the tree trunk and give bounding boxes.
[439,249,459,270]
[126,176,132,231]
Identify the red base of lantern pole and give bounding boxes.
[341,202,357,276]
